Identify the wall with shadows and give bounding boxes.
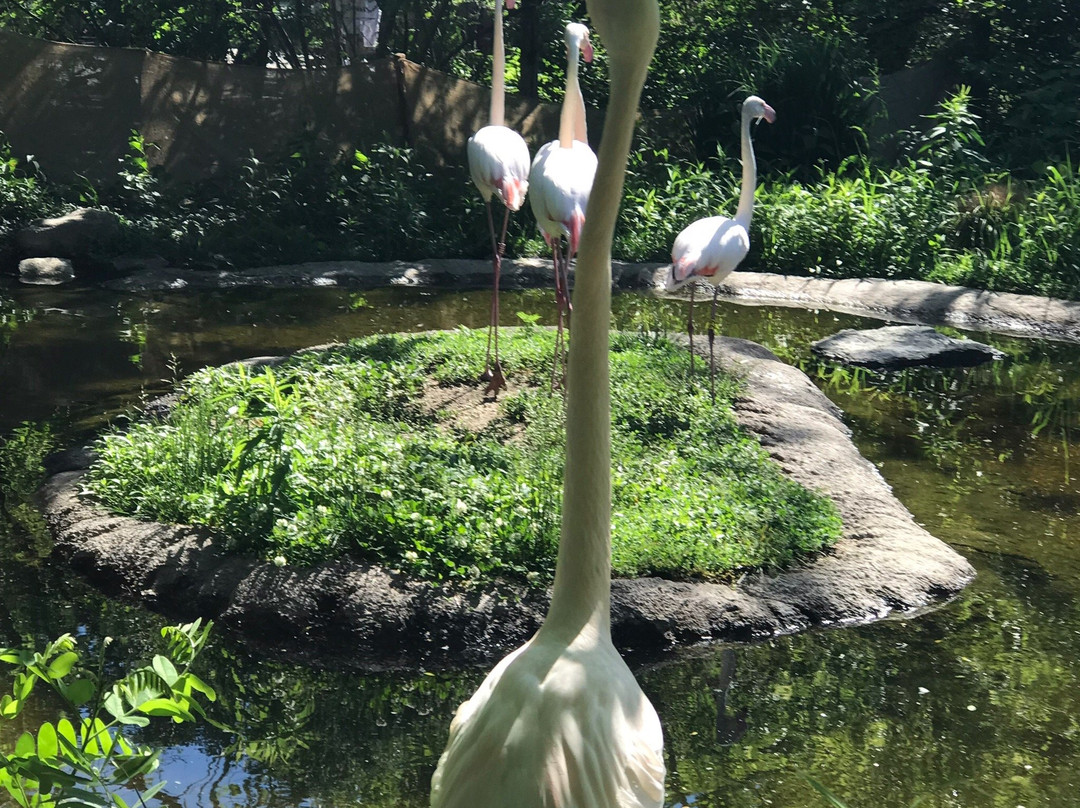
[0,30,586,183]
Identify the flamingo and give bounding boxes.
[429,0,664,806]
[468,0,531,397]
[665,95,775,399]
[528,21,597,387]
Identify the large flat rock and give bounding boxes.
[39,335,974,670]
[812,325,1006,369]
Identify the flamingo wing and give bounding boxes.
[468,125,532,211]
[667,216,750,291]
[528,140,598,253]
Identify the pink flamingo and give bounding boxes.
[528,21,597,386]
[665,95,775,398]
[468,0,531,397]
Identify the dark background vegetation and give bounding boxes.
[1,0,1078,296]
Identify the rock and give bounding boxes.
[15,208,122,258]
[811,325,1006,369]
[19,257,75,285]
[40,335,975,671]
[110,254,170,275]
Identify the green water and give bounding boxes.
[2,282,1079,807]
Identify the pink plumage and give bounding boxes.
[529,139,596,254]
[468,125,531,211]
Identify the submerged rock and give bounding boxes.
[812,325,1005,369]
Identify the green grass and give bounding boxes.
[85,329,843,587]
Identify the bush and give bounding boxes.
[0,135,56,240]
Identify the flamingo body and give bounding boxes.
[666,215,750,291]
[468,124,531,211]
[430,630,664,808]
[529,139,598,254]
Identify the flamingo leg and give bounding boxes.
[686,283,696,385]
[481,200,500,383]
[708,285,719,403]
[484,205,512,398]
[552,240,567,391]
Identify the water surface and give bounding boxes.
[2,280,1078,807]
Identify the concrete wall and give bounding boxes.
[0,30,585,183]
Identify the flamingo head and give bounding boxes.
[565,22,593,63]
[743,95,776,124]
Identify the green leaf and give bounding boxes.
[63,678,97,707]
[16,673,34,701]
[13,732,34,757]
[37,722,58,759]
[103,692,127,720]
[114,713,149,727]
[138,779,167,803]
[46,651,79,679]
[180,673,217,702]
[0,694,20,718]
[137,698,194,722]
[151,656,179,687]
[56,718,77,750]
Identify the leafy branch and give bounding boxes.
[0,620,217,808]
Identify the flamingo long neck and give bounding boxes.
[490,0,507,127]
[541,32,654,642]
[734,111,758,229]
[559,40,584,149]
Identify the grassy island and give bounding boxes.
[86,329,842,586]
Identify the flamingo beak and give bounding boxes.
[582,37,594,63]
[762,104,776,124]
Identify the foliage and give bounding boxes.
[98,139,492,268]
[86,329,842,584]
[0,620,217,808]
[0,135,55,240]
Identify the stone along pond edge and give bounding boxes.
[102,257,1080,343]
[37,333,975,670]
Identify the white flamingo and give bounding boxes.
[665,95,775,398]
[528,21,597,386]
[429,0,664,806]
[468,0,531,397]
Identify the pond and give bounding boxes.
[2,280,1079,807]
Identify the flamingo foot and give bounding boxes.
[484,360,507,398]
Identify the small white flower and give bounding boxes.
[454,499,468,513]
[380,489,393,499]
[227,405,239,416]
[404,550,419,562]
[273,555,287,567]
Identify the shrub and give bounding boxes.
[0,135,56,240]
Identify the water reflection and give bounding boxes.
[2,282,1080,806]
